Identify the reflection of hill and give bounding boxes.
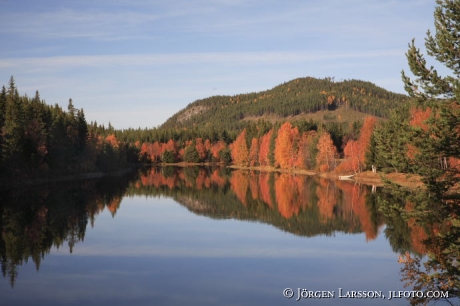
[129,167,385,239]
[1,167,433,288]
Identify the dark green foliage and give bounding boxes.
[219,148,232,164]
[0,173,138,286]
[268,124,278,166]
[183,145,200,163]
[162,150,175,163]
[160,77,407,132]
[372,107,412,173]
[400,0,460,194]
[378,2,460,303]
[402,0,460,102]
[0,77,136,180]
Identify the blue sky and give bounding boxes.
[0,0,437,129]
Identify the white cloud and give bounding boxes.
[0,49,404,70]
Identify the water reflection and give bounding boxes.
[0,173,136,287]
[132,167,384,239]
[0,166,457,305]
[379,186,460,305]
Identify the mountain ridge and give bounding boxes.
[160,76,408,131]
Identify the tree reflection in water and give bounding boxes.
[0,166,457,305]
[380,185,459,306]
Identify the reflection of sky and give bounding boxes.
[1,196,408,306]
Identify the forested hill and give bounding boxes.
[160,77,408,131]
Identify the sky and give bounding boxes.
[0,0,439,129]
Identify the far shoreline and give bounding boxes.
[156,162,424,190]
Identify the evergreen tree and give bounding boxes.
[372,108,412,173]
[401,0,460,194]
[402,0,460,102]
[0,86,6,166]
[2,77,26,170]
[387,3,460,301]
[76,109,88,152]
[184,145,200,163]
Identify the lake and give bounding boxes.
[0,167,451,305]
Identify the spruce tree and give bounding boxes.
[0,86,6,166]
[394,3,460,300]
[402,0,460,101]
[401,0,460,193]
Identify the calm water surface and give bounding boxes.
[0,167,439,305]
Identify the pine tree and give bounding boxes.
[0,86,6,166]
[402,0,460,101]
[2,77,26,170]
[401,0,460,194]
[391,3,460,300]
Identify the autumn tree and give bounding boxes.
[195,138,207,162]
[357,116,377,169]
[337,140,360,173]
[258,129,273,166]
[316,132,338,172]
[231,129,249,166]
[295,130,318,169]
[274,122,299,169]
[248,138,259,166]
[210,140,227,161]
[338,116,377,173]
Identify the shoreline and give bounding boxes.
[0,167,139,190]
[1,162,424,190]
[226,165,424,189]
[159,162,424,189]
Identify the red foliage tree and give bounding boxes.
[409,107,432,131]
[231,129,249,166]
[195,138,207,161]
[258,129,273,166]
[357,116,377,166]
[275,122,299,169]
[316,132,338,172]
[248,138,259,166]
[337,116,377,173]
[210,141,227,161]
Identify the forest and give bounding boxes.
[0,0,459,301]
[1,74,459,185]
[0,2,459,193]
[0,76,401,181]
[0,77,139,181]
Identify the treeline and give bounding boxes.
[124,118,371,172]
[127,99,460,179]
[3,75,458,179]
[0,77,138,180]
[160,77,408,131]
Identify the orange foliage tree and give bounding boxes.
[274,122,299,169]
[295,130,317,169]
[258,129,273,166]
[316,132,338,172]
[337,140,360,173]
[357,116,377,166]
[248,138,259,166]
[409,107,431,132]
[210,141,227,161]
[195,138,207,162]
[231,129,249,166]
[337,116,377,173]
